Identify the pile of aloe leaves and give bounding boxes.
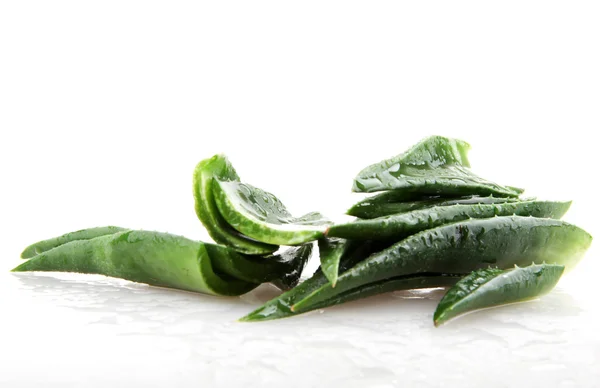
[14,136,593,326]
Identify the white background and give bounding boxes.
[1,1,598,387]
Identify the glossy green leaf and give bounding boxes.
[358,135,472,175]
[241,272,461,322]
[352,136,521,197]
[193,155,277,255]
[318,238,356,287]
[13,230,258,296]
[433,264,565,326]
[240,267,330,322]
[270,243,313,290]
[213,180,331,245]
[309,274,462,313]
[330,200,571,240]
[347,194,524,219]
[292,216,592,313]
[240,241,388,321]
[204,243,309,286]
[20,226,127,258]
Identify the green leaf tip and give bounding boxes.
[433,263,565,326]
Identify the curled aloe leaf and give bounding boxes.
[213,180,331,245]
[352,136,521,197]
[434,264,565,326]
[193,155,277,255]
[292,216,591,313]
[347,194,525,219]
[13,230,258,296]
[20,226,127,258]
[329,200,571,240]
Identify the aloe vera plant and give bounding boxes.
[433,264,565,326]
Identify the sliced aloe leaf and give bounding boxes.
[434,264,565,326]
[292,216,592,313]
[352,136,521,197]
[13,230,257,296]
[20,226,128,258]
[347,194,525,219]
[213,180,331,245]
[193,155,277,255]
[330,200,572,240]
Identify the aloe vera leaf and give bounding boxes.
[20,226,128,258]
[330,200,572,240]
[292,216,592,313]
[193,155,277,255]
[241,273,462,322]
[352,136,520,197]
[239,241,388,321]
[347,192,446,219]
[309,274,462,312]
[347,194,525,219]
[359,135,472,175]
[433,263,565,326]
[213,180,331,245]
[318,238,355,287]
[204,243,303,285]
[13,230,257,296]
[270,243,313,290]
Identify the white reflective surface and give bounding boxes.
[1,251,598,388]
